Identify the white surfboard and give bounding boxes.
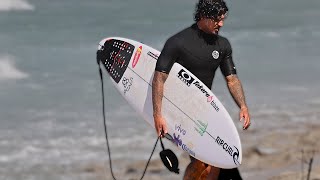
[97,37,242,169]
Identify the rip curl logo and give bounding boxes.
[233,146,240,166]
[177,69,194,86]
[215,136,240,166]
[122,77,133,94]
[212,50,219,59]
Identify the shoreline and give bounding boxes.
[78,123,320,180]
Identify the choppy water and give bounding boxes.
[0,0,319,179]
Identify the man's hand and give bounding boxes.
[154,115,168,137]
[240,107,251,130]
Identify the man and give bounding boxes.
[152,0,251,179]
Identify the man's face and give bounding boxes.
[204,14,226,34]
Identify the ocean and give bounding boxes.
[1,0,319,179]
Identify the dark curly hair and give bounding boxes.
[194,0,229,22]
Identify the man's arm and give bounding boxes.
[152,37,178,136]
[152,71,169,136]
[226,74,246,108]
[226,74,251,129]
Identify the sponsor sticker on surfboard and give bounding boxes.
[132,46,142,68]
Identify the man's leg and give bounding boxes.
[199,165,211,180]
[184,157,220,180]
[183,158,207,180]
[205,165,220,180]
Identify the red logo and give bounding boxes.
[207,96,213,102]
[132,46,142,68]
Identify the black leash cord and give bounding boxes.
[97,61,160,180]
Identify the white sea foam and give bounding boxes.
[0,145,42,163]
[265,31,281,38]
[279,85,309,92]
[0,55,29,80]
[0,0,34,11]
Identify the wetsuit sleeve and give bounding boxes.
[155,38,179,74]
[220,39,237,77]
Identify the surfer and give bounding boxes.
[152,0,251,179]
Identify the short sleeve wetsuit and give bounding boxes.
[155,24,237,88]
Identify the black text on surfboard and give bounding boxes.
[177,69,220,112]
[215,136,240,165]
[193,81,210,97]
[147,51,159,60]
[193,82,219,112]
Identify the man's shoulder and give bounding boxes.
[217,35,231,49]
[174,25,195,37]
[217,35,230,44]
[166,25,195,44]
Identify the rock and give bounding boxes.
[149,169,162,174]
[254,146,278,156]
[126,168,137,174]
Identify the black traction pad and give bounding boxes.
[98,39,135,83]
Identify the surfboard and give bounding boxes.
[97,37,242,169]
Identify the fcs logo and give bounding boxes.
[177,69,194,86]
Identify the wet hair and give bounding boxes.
[194,0,229,22]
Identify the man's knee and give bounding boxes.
[190,159,207,171]
[203,165,212,175]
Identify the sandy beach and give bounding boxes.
[75,123,320,180]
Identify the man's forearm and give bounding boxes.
[226,75,247,109]
[152,71,168,116]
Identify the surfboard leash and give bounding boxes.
[96,52,161,180]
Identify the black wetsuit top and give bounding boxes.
[155,24,237,88]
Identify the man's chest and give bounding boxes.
[177,41,223,70]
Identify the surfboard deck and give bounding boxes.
[97,37,242,168]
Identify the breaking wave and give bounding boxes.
[0,55,29,80]
[0,0,35,12]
